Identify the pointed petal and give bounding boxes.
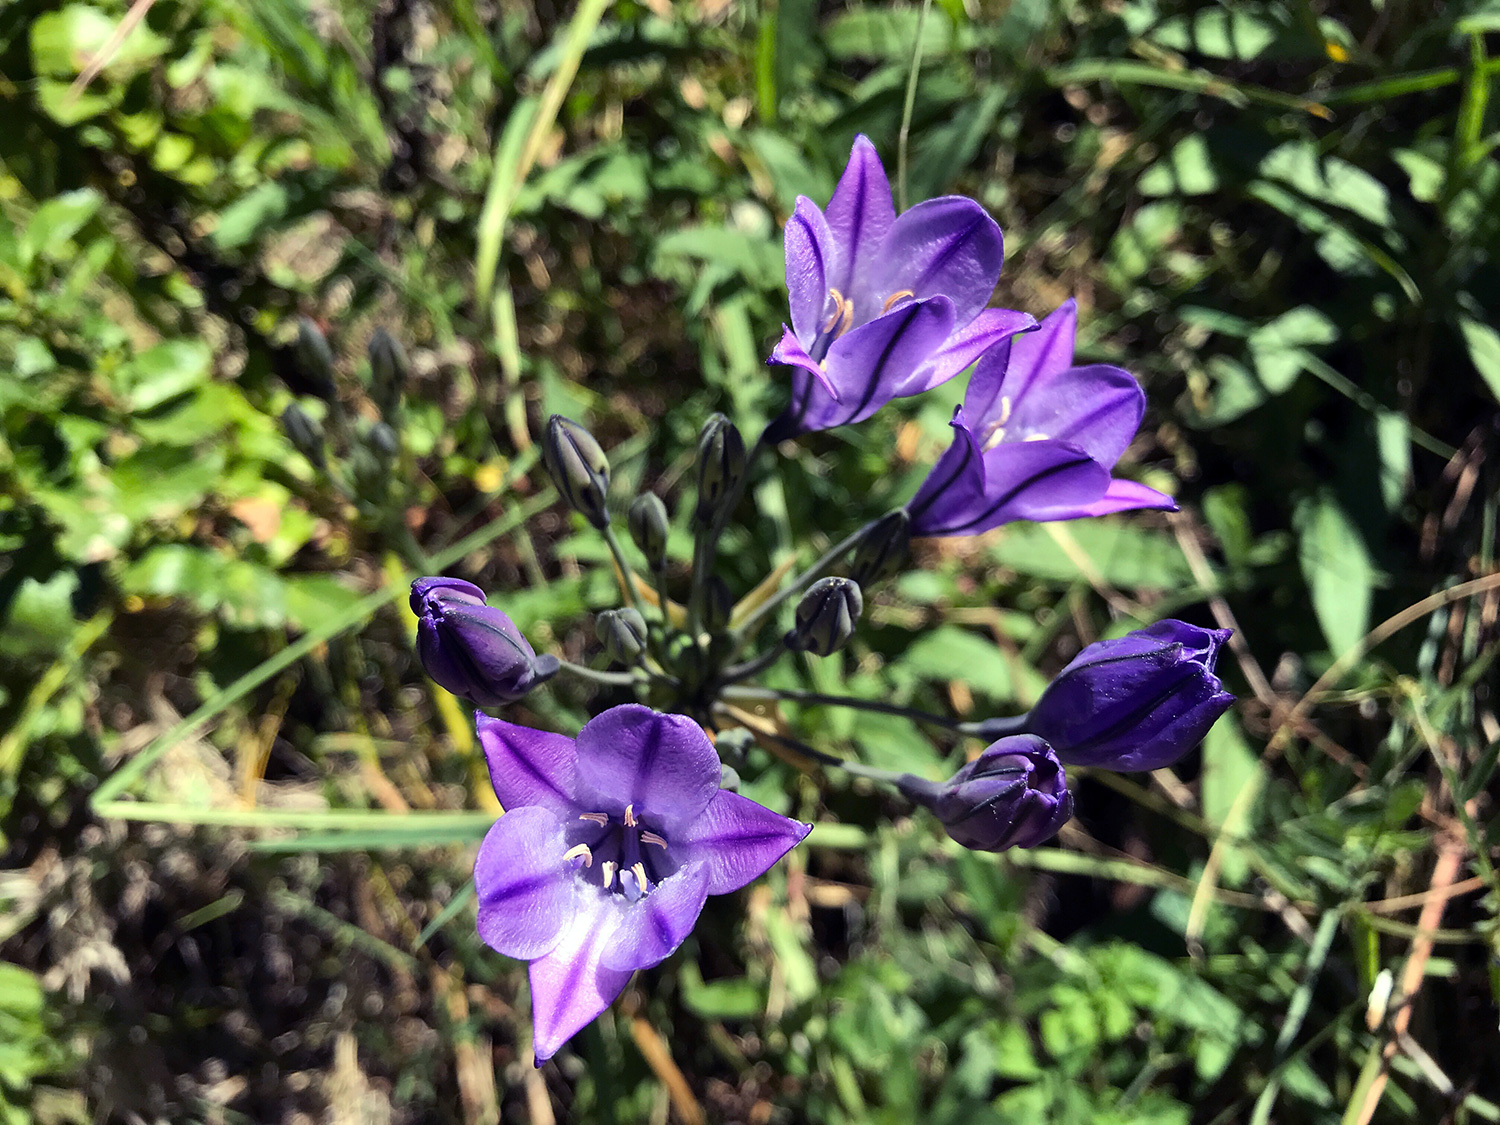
[474,806,576,960]
[769,325,839,398]
[823,135,895,295]
[1006,298,1078,397]
[901,307,1036,397]
[811,297,957,429]
[863,197,1003,326]
[785,198,834,344]
[602,861,710,972]
[528,893,633,1064]
[674,791,813,895]
[573,705,721,833]
[907,411,988,537]
[1003,363,1145,466]
[476,714,578,815]
[1069,477,1178,517]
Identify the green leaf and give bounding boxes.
[120,340,212,411]
[1200,715,1261,885]
[31,5,168,79]
[20,189,102,266]
[988,520,1197,589]
[1458,316,1500,402]
[1138,134,1221,197]
[1248,306,1337,393]
[1150,8,1280,60]
[1295,493,1376,655]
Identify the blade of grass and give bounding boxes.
[415,880,477,949]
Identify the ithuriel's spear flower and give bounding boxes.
[1021,620,1236,772]
[895,736,1072,852]
[767,135,1034,435]
[906,299,1178,537]
[473,704,812,1063]
[411,578,559,707]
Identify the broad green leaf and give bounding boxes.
[1138,134,1221,197]
[31,5,168,78]
[1295,493,1376,655]
[988,520,1197,589]
[20,189,101,266]
[1200,715,1260,885]
[120,340,212,412]
[1248,306,1337,393]
[1150,8,1280,60]
[1458,316,1500,402]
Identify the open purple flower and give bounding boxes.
[473,704,811,1064]
[905,299,1178,537]
[767,135,1033,436]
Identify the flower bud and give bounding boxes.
[294,316,337,399]
[786,577,862,656]
[896,735,1072,852]
[368,327,407,420]
[410,577,559,707]
[368,421,400,461]
[542,416,611,529]
[693,413,746,528]
[1023,620,1235,771]
[704,576,734,634]
[282,403,326,468]
[596,607,649,666]
[627,494,670,571]
[849,510,910,585]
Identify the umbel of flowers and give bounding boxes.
[407,138,1236,1064]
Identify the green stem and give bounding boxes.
[721,685,994,731]
[719,640,788,685]
[554,659,640,687]
[896,0,933,212]
[603,525,648,621]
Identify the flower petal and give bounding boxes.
[1069,477,1179,518]
[474,806,576,960]
[864,197,1004,326]
[901,307,1035,397]
[527,892,634,1064]
[1003,363,1145,467]
[572,705,721,833]
[475,713,578,816]
[810,297,957,430]
[769,325,839,398]
[784,197,835,344]
[601,861,710,972]
[823,135,895,296]
[1006,298,1077,396]
[906,410,988,537]
[674,790,813,895]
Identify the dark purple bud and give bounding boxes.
[281,403,325,467]
[786,577,862,656]
[897,735,1072,852]
[294,316,337,398]
[596,607,648,665]
[627,493,670,570]
[849,509,910,585]
[368,327,407,419]
[694,413,746,528]
[542,416,611,529]
[410,577,558,707]
[1024,620,1236,771]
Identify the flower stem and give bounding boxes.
[603,524,648,621]
[956,713,1029,740]
[896,0,933,213]
[721,685,972,730]
[554,660,641,687]
[728,518,879,655]
[719,639,788,685]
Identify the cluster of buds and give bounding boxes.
[394,136,1238,1064]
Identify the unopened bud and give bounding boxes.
[368,327,407,419]
[628,494,670,571]
[786,577,862,656]
[895,735,1072,852]
[410,577,559,707]
[542,415,611,529]
[850,510,910,585]
[694,413,746,528]
[294,317,337,398]
[282,403,326,467]
[704,576,734,633]
[368,421,400,461]
[596,608,648,666]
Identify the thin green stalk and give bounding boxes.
[721,685,970,730]
[896,0,933,212]
[603,524,649,621]
[555,659,641,688]
[719,639,788,685]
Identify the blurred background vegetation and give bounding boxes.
[2,0,1499,1121]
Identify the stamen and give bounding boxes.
[640,830,668,849]
[821,287,848,333]
[622,804,637,827]
[1023,432,1050,442]
[601,861,618,889]
[981,421,1006,453]
[882,289,915,313]
[562,843,593,867]
[578,811,609,826]
[630,862,649,893]
[998,395,1012,425]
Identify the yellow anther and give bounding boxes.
[579,811,609,826]
[563,844,594,867]
[623,804,637,827]
[881,289,915,313]
[640,830,668,849]
[630,863,649,892]
[998,396,1012,425]
[821,287,848,333]
[601,861,618,889]
[981,422,1006,453]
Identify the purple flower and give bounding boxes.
[1024,620,1235,771]
[896,736,1072,852]
[905,299,1178,537]
[767,135,1034,435]
[411,578,559,707]
[473,704,811,1064]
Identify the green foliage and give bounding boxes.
[1,0,1497,1122]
